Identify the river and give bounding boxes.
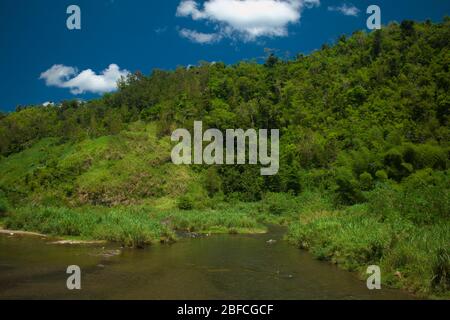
[0,226,413,300]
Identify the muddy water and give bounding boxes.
[0,227,413,300]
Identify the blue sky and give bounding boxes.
[0,0,448,111]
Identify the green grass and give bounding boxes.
[154,208,266,234]
[0,123,200,207]
[0,198,8,218]
[256,191,335,225]
[4,206,175,248]
[3,204,267,247]
[287,207,395,269]
[286,200,450,299]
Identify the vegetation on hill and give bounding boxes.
[0,19,448,298]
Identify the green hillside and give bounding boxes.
[0,19,449,298]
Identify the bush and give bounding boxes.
[375,170,388,181]
[384,148,408,181]
[367,183,399,219]
[334,168,365,204]
[368,170,449,224]
[259,192,297,215]
[177,195,194,210]
[359,172,374,191]
[203,167,222,197]
[0,197,9,217]
[403,143,448,171]
[400,170,449,224]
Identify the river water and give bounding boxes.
[0,226,413,300]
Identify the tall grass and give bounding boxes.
[152,207,265,234]
[4,204,266,246]
[286,184,450,298]
[4,206,175,248]
[287,210,393,270]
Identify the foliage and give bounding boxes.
[286,202,450,298]
[4,206,175,247]
[4,204,265,246]
[0,20,447,204]
[161,208,265,234]
[368,170,449,224]
[0,197,8,217]
[259,192,297,215]
[177,195,195,210]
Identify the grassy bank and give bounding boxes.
[2,204,266,248]
[285,183,450,299]
[3,206,172,248]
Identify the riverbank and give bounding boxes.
[1,204,268,248]
[0,228,47,238]
[285,207,450,299]
[1,190,448,299]
[0,228,110,245]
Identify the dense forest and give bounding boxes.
[0,19,449,298]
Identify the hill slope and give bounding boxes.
[0,19,448,204]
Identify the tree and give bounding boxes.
[264,53,279,68]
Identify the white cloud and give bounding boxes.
[328,3,359,17]
[176,0,320,42]
[40,64,129,95]
[42,101,54,107]
[39,65,77,87]
[179,28,222,44]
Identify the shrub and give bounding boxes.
[400,170,450,224]
[384,148,408,181]
[403,143,448,171]
[203,167,222,197]
[368,170,449,224]
[375,170,388,181]
[298,169,334,191]
[334,168,365,204]
[218,166,264,201]
[0,197,9,217]
[259,192,297,215]
[177,195,194,210]
[359,172,374,191]
[367,183,399,219]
